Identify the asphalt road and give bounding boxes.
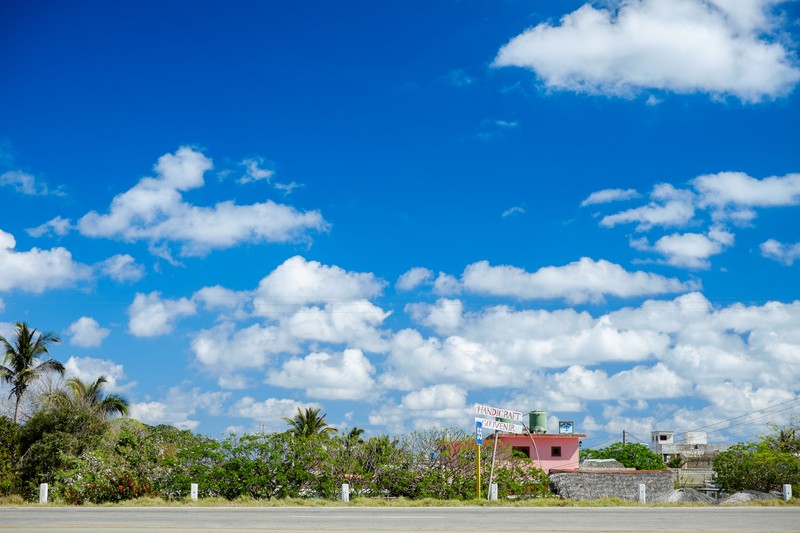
[1,506,799,532]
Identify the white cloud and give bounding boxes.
[501,206,526,217]
[96,254,145,283]
[239,157,275,184]
[600,199,695,230]
[27,216,73,237]
[229,396,319,432]
[77,147,328,257]
[253,256,385,318]
[406,298,464,336]
[63,356,128,392]
[396,267,434,291]
[191,322,299,385]
[632,226,735,268]
[493,0,800,102]
[433,272,461,296]
[462,257,694,303]
[761,239,800,266]
[0,170,53,195]
[381,329,521,391]
[127,291,197,337]
[280,300,390,352]
[581,188,640,207]
[693,172,800,215]
[130,386,229,430]
[265,348,375,400]
[0,229,92,293]
[552,363,689,401]
[67,317,111,347]
[193,285,251,316]
[369,384,468,432]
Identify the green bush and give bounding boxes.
[581,442,666,470]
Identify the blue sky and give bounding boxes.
[1,0,799,446]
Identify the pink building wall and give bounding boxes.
[489,433,585,473]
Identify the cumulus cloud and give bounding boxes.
[127,291,197,337]
[631,226,735,268]
[191,322,299,387]
[581,188,641,207]
[552,363,689,401]
[96,254,145,283]
[280,300,390,352]
[239,157,274,184]
[369,384,468,432]
[253,256,385,318]
[0,170,53,195]
[77,147,328,257]
[761,239,800,265]
[396,267,434,291]
[0,229,92,292]
[493,0,800,102]
[63,356,128,392]
[67,317,111,347]
[597,183,696,231]
[461,257,694,303]
[130,386,230,430]
[265,348,375,400]
[693,172,800,221]
[27,216,73,238]
[229,396,319,432]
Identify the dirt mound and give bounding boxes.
[719,490,778,505]
[661,488,715,503]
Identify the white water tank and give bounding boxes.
[682,432,707,445]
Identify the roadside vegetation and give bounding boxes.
[2,322,798,506]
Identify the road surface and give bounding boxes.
[1,506,799,532]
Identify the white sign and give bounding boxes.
[474,403,524,422]
[475,416,525,434]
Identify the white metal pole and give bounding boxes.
[487,430,499,499]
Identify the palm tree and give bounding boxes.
[0,322,64,424]
[64,375,129,417]
[283,407,338,437]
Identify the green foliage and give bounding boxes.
[0,416,20,496]
[667,455,686,468]
[283,407,337,437]
[714,420,800,494]
[581,442,666,470]
[0,322,64,424]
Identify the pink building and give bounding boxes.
[486,433,585,473]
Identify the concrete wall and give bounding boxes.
[549,470,675,501]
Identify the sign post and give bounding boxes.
[475,420,483,499]
[474,403,525,500]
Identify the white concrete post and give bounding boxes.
[783,484,792,501]
[489,483,498,500]
[39,483,48,504]
[190,483,198,501]
[638,483,646,503]
[341,483,350,502]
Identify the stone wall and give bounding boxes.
[549,470,675,501]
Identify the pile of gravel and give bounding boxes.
[661,488,715,504]
[719,490,778,505]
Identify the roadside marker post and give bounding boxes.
[475,420,482,499]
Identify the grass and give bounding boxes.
[2,495,798,508]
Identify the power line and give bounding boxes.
[672,396,800,439]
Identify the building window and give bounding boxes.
[512,446,530,458]
[551,446,562,457]
[660,435,668,441]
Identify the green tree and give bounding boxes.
[283,407,337,437]
[714,420,800,494]
[61,375,130,417]
[581,442,666,470]
[0,322,64,424]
